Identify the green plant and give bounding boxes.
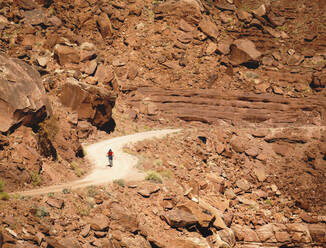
[159,170,172,179]
[62,188,71,194]
[0,179,5,192]
[48,192,54,197]
[30,171,42,186]
[38,115,59,159]
[113,179,125,187]
[35,206,49,218]
[0,192,9,201]
[77,206,90,216]
[265,199,273,206]
[145,170,162,183]
[143,125,152,131]
[87,186,98,197]
[39,116,59,140]
[70,161,84,177]
[153,159,163,168]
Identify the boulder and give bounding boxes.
[217,39,232,55]
[96,12,113,39]
[109,202,139,232]
[252,4,269,17]
[253,166,266,182]
[0,53,50,133]
[256,224,276,242]
[59,78,116,130]
[198,18,219,39]
[162,208,197,228]
[230,136,249,153]
[46,198,64,209]
[231,224,260,242]
[230,39,261,66]
[23,9,46,25]
[54,45,80,66]
[236,9,252,23]
[178,201,215,228]
[88,214,110,231]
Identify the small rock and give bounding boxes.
[37,56,48,68]
[94,231,106,238]
[271,184,278,192]
[96,12,113,39]
[162,209,197,228]
[236,179,251,191]
[236,9,252,23]
[245,147,259,157]
[253,167,266,182]
[178,19,195,32]
[138,185,160,198]
[205,42,217,55]
[237,196,258,208]
[216,142,225,154]
[35,232,44,245]
[80,224,90,237]
[288,49,295,55]
[217,39,232,55]
[224,188,236,200]
[112,56,128,67]
[300,212,319,224]
[0,15,9,24]
[46,198,64,209]
[256,224,275,242]
[95,64,114,84]
[82,60,97,75]
[275,231,291,242]
[198,18,219,39]
[89,214,110,231]
[252,4,269,17]
[54,45,80,66]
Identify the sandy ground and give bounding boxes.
[14,129,181,196]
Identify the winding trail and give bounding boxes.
[15,129,181,196]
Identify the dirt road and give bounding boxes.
[15,129,180,196]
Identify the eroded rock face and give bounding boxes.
[59,78,116,131]
[0,53,50,133]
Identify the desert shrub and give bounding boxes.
[35,206,49,218]
[113,179,125,187]
[153,159,163,168]
[38,115,58,159]
[0,179,5,192]
[30,171,42,186]
[0,192,9,201]
[145,170,162,183]
[62,188,71,194]
[265,199,273,206]
[159,170,172,179]
[71,161,84,177]
[87,186,98,197]
[39,116,59,141]
[77,206,90,216]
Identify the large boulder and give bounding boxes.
[59,78,116,130]
[0,53,50,133]
[230,39,261,66]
